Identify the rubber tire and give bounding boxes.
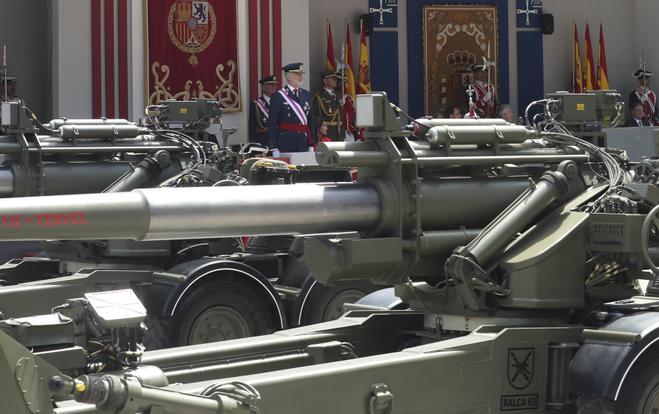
[172,279,277,346]
[302,280,378,324]
[614,347,659,413]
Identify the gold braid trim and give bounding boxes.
[255,102,268,132]
[316,94,341,123]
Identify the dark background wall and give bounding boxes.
[0,0,51,119]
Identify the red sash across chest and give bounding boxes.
[472,83,493,102]
[636,88,657,115]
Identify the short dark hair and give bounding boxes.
[632,102,645,111]
[444,105,462,118]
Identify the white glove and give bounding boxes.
[482,92,492,102]
[272,148,281,158]
[308,146,315,152]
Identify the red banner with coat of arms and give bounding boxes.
[146,0,241,111]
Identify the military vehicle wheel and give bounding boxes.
[641,204,659,275]
[301,280,378,324]
[634,160,656,183]
[614,349,659,413]
[173,280,275,346]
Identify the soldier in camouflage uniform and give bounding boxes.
[312,70,342,142]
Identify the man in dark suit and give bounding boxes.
[248,75,277,146]
[267,63,315,156]
[625,102,652,127]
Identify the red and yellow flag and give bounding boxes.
[326,20,336,72]
[343,21,356,100]
[596,23,609,90]
[573,23,583,93]
[584,23,596,90]
[357,20,371,94]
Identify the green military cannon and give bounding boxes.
[2,93,658,413]
[0,98,363,347]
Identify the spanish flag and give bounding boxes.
[584,23,596,90]
[357,20,371,94]
[343,21,356,100]
[573,22,583,93]
[596,23,609,90]
[326,20,336,72]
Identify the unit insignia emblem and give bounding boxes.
[507,348,535,390]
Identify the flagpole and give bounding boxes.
[571,21,575,93]
[3,45,7,101]
[342,19,347,105]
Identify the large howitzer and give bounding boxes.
[0,94,589,353]
[0,98,232,278]
[0,99,231,197]
[0,99,369,349]
[6,93,659,413]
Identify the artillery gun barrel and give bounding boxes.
[0,184,382,240]
[0,176,535,241]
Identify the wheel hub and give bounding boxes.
[188,306,252,344]
[322,289,366,321]
[643,383,659,414]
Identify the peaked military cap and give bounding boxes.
[633,68,654,78]
[259,75,277,85]
[282,62,305,73]
[320,70,339,80]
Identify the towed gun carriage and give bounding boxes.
[0,99,370,348]
[1,93,658,413]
